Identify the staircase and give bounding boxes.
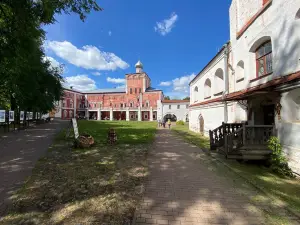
[209,123,274,160]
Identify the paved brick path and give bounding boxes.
[134,129,268,225]
[0,119,68,216]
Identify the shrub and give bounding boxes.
[176,120,185,125]
[267,136,295,178]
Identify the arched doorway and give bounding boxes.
[199,114,204,134]
[164,114,177,122]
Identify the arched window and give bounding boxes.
[296,9,300,19]
[214,68,224,95]
[194,86,199,102]
[145,100,150,108]
[130,101,134,107]
[249,37,272,78]
[236,60,245,82]
[204,79,212,99]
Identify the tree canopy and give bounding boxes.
[0,0,102,112]
[164,96,170,100]
[183,97,190,100]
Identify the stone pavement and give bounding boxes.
[0,119,68,216]
[133,129,268,225]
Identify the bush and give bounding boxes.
[268,136,295,178]
[176,120,185,125]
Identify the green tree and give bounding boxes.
[164,96,170,100]
[183,97,190,100]
[0,0,102,112]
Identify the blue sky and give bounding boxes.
[44,0,231,99]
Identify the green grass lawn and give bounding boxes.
[172,124,300,218]
[1,121,157,225]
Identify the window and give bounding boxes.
[120,103,123,108]
[139,88,142,93]
[145,114,148,119]
[256,41,272,77]
[169,105,171,109]
[204,79,212,99]
[153,113,156,119]
[70,100,73,108]
[114,104,117,108]
[94,103,97,108]
[124,103,127,107]
[177,105,180,109]
[194,86,198,92]
[214,68,224,95]
[130,88,132,94]
[130,102,133,107]
[135,88,137,94]
[146,101,149,107]
[236,60,245,82]
[186,104,189,109]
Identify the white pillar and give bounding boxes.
[150,107,153,121]
[110,108,113,121]
[126,108,129,121]
[98,109,101,120]
[138,107,142,121]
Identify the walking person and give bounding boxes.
[158,118,161,127]
[162,119,166,128]
[167,119,171,129]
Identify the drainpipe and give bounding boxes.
[222,43,230,123]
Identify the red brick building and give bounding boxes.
[55,61,163,121]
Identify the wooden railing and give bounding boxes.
[209,122,243,150]
[224,124,274,155]
[210,123,274,154]
[224,127,244,155]
[244,125,274,145]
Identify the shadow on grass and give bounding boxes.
[0,121,157,225]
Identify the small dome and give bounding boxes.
[135,60,143,68]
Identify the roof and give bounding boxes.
[189,70,300,107]
[145,87,162,92]
[189,41,230,85]
[162,100,190,103]
[84,88,126,94]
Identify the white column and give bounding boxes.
[138,107,142,121]
[126,108,129,121]
[98,109,101,120]
[150,107,153,121]
[110,108,113,121]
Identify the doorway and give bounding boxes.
[199,115,204,134]
[263,104,275,125]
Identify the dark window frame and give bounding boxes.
[256,41,273,77]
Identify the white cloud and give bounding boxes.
[46,41,129,71]
[116,85,126,89]
[159,81,172,86]
[108,31,112,36]
[45,56,60,68]
[154,12,178,36]
[160,73,196,98]
[64,75,97,91]
[106,77,125,84]
[92,71,101,76]
[172,73,196,93]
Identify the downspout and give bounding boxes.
[222,43,230,123]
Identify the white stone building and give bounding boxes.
[157,100,190,122]
[189,0,300,172]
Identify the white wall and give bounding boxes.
[190,51,227,104]
[230,0,300,92]
[161,103,189,122]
